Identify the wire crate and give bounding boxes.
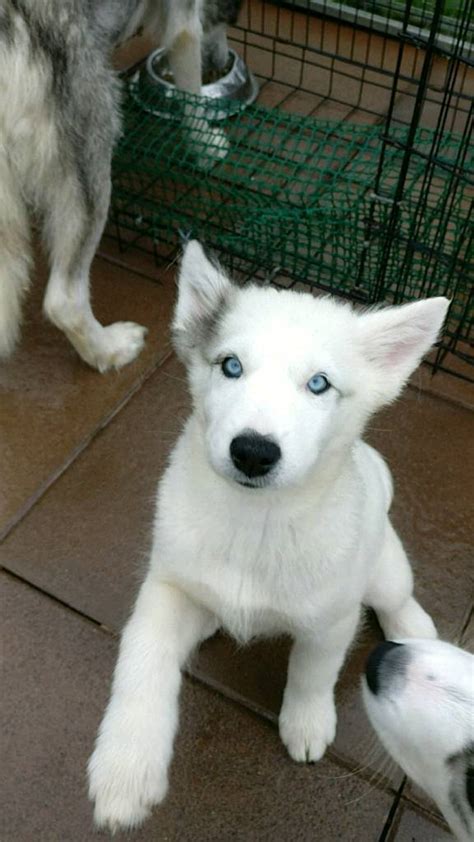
[110,0,473,380]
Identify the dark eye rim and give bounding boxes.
[221,355,243,378]
[307,373,331,394]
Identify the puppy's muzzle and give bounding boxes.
[365,641,408,696]
[230,432,281,479]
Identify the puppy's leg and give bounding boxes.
[167,28,229,165]
[279,610,360,763]
[365,519,437,640]
[42,125,146,372]
[88,576,217,832]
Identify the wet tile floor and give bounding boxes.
[1,231,471,842]
[2,20,473,842]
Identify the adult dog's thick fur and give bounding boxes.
[0,1,240,370]
[88,241,449,832]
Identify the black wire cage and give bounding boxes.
[110,0,473,381]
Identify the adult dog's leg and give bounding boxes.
[167,27,202,95]
[88,576,217,832]
[365,519,437,640]
[202,23,231,74]
[42,92,146,372]
[279,610,360,762]
[0,150,31,358]
[167,27,229,163]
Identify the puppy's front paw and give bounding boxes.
[88,738,168,832]
[279,693,336,763]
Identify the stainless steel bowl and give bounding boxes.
[130,47,258,121]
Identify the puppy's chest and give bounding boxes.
[160,514,361,639]
[184,564,349,641]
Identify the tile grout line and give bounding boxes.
[1,567,118,637]
[401,788,453,827]
[378,777,407,842]
[0,348,175,545]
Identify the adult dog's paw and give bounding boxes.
[88,740,168,832]
[72,321,148,373]
[93,322,148,373]
[279,693,337,763]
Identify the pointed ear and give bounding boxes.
[357,297,449,404]
[172,241,233,361]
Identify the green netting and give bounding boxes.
[111,78,473,349]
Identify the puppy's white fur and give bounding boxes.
[363,639,474,841]
[88,242,449,831]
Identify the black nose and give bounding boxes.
[230,433,281,479]
[365,641,405,696]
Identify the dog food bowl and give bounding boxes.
[130,47,258,121]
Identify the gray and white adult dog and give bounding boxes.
[0,0,240,371]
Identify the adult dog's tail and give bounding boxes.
[0,149,31,358]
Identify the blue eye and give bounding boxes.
[307,373,330,395]
[221,356,242,378]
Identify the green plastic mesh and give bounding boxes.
[111,78,473,350]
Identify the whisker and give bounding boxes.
[342,754,399,806]
[161,372,188,385]
[311,734,388,782]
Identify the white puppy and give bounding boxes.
[88,241,448,832]
[363,639,474,841]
